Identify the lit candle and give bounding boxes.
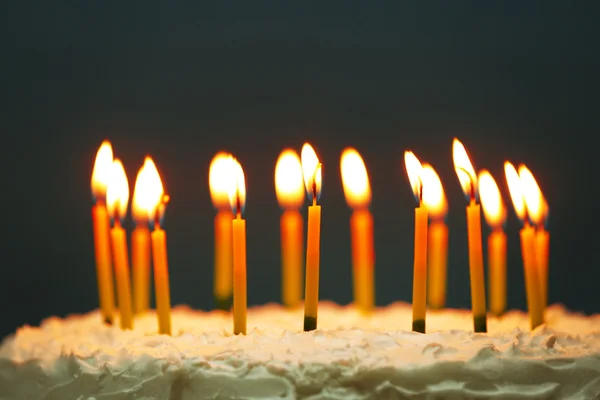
[505,162,544,329]
[404,151,429,333]
[275,149,305,308]
[209,152,237,310]
[420,164,448,310]
[301,143,322,332]
[143,160,172,335]
[131,157,154,315]
[452,138,487,333]
[518,165,550,312]
[106,159,133,330]
[90,141,116,325]
[229,159,247,335]
[478,170,507,316]
[340,148,374,314]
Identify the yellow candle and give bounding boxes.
[209,153,237,310]
[131,158,157,315]
[478,170,508,316]
[214,210,234,310]
[131,225,151,314]
[152,223,171,335]
[488,230,507,315]
[536,227,550,309]
[453,138,487,332]
[280,210,303,307]
[301,143,322,331]
[505,161,544,329]
[404,151,429,333]
[340,148,374,314]
[139,157,172,335]
[519,165,550,312]
[275,150,305,307]
[420,164,448,309]
[229,159,247,335]
[106,159,133,330]
[91,141,115,325]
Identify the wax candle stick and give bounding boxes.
[478,170,508,316]
[452,138,487,333]
[209,153,237,310]
[131,158,155,315]
[106,159,133,330]
[340,148,375,314]
[229,160,247,335]
[505,162,544,329]
[275,150,305,307]
[518,165,550,313]
[141,158,172,335]
[91,141,115,325]
[404,151,428,333]
[301,143,322,332]
[420,164,448,309]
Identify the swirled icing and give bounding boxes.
[1,302,600,399]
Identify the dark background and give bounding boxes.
[1,3,598,338]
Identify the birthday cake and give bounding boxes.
[1,303,600,400]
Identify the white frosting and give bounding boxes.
[1,302,600,400]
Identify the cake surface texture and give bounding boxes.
[1,302,600,400]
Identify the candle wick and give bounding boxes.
[236,190,242,218]
[418,178,424,206]
[113,202,121,226]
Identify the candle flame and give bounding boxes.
[209,152,237,209]
[404,151,424,203]
[106,159,129,222]
[275,149,305,209]
[421,164,447,218]
[340,147,371,209]
[504,161,526,221]
[452,138,477,201]
[518,164,549,227]
[91,140,114,202]
[301,143,322,203]
[132,157,165,224]
[228,159,246,216]
[478,170,506,228]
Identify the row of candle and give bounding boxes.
[91,138,549,335]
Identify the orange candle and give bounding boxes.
[275,149,305,307]
[131,157,155,315]
[420,164,448,309]
[505,162,544,329]
[301,143,322,331]
[519,165,550,312]
[106,159,133,330]
[90,141,115,325]
[478,170,508,316]
[340,148,374,314]
[453,138,487,333]
[209,153,236,310]
[139,158,172,335]
[404,151,428,333]
[229,160,247,335]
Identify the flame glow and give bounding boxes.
[478,170,506,228]
[228,159,246,216]
[301,143,322,203]
[452,138,477,201]
[421,164,447,218]
[132,157,165,223]
[209,152,237,209]
[340,147,371,209]
[106,159,130,222]
[275,149,305,209]
[504,161,526,221]
[518,165,548,227]
[404,151,424,202]
[91,140,114,201]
